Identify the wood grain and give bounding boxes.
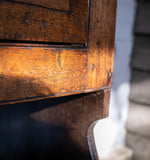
[0,46,113,104]
[0,48,87,103]
[9,0,70,11]
[0,0,117,105]
[0,0,88,43]
[0,89,110,160]
[0,0,117,159]
[87,0,117,89]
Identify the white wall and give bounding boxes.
[94,0,136,158]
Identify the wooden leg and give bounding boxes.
[0,89,110,160]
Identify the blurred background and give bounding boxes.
[94,0,150,159]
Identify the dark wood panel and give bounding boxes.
[0,89,110,160]
[135,2,150,34]
[131,36,150,71]
[0,0,88,43]
[10,0,70,11]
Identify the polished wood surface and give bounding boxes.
[0,48,87,103]
[0,0,117,105]
[0,0,88,43]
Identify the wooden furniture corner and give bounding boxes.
[0,0,117,159]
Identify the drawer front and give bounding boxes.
[0,0,88,44]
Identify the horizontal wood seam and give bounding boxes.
[5,0,69,12]
[0,86,111,105]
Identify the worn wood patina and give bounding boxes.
[0,0,117,159]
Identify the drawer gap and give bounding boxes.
[0,40,87,49]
